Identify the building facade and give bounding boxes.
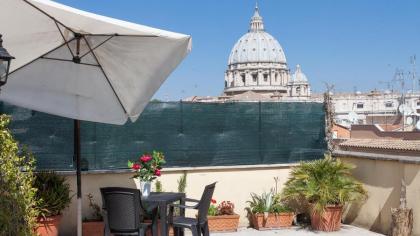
[222,5,310,100]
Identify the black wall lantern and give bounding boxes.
[0,34,15,87]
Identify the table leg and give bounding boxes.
[179,198,185,236]
[160,203,168,236]
[152,207,158,236]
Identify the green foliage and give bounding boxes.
[208,204,218,216]
[246,191,274,214]
[177,171,187,193]
[34,171,72,217]
[155,180,163,192]
[0,115,39,236]
[282,154,367,213]
[128,151,165,182]
[84,193,102,222]
[246,190,294,214]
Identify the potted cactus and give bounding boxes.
[34,171,72,236]
[207,199,240,232]
[282,154,367,231]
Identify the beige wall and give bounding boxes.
[340,156,420,236]
[58,165,294,236]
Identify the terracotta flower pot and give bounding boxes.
[311,205,343,231]
[208,214,240,232]
[82,221,104,236]
[35,215,62,236]
[251,212,294,230]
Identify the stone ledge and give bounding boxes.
[55,163,298,175]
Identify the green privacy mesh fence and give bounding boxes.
[1,101,326,170]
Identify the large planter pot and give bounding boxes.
[82,221,104,236]
[35,215,62,236]
[251,212,294,230]
[133,178,151,197]
[208,214,240,232]
[310,205,343,231]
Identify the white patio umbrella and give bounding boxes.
[0,0,191,235]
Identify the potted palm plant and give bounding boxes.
[207,199,240,232]
[282,154,367,231]
[34,171,72,236]
[82,193,104,236]
[246,191,294,230]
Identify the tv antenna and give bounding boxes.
[408,55,417,92]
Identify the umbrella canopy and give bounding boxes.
[0,0,191,235]
[0,0,191,125]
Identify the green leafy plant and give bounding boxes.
[34,171,72,218]
[0,115,39,235]
[177,171,187,193]
[246,191,274,214]
[208,199,218,216]
[83,193,102,222]
[282,154,367,213]
[128,151,166,182]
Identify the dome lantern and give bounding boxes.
[250,3,264,32]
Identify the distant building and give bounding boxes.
[329,90,420,130]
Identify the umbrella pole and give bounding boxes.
[74,119,82,236]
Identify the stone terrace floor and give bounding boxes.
[209,225,383,236]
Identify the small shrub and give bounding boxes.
[155,180,163,192]
[34,171,72,218]
[0,115,38,235]
[177,171,187,193]
[84,193,102,221]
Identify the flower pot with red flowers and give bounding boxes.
[34,171,72,236]
[128,151,165,197]
[282,154,367,232]
[82,193,104,236]
[246,191,295,230]
[207,200,240,232]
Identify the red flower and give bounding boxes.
[211,199,216,204]
[132,163,141,170]
[154,169,161,176]
[140,154,152,162]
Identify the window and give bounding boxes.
[296,87,301,94]
[263,74,268,82]
[241,74,245,84]
[385,101,393,108]
[230,81,234,87]
[275,73,278,82]
[252,73,257,82]
[225,81,227,88]
[356,103,364,109]
[417,101,420,106]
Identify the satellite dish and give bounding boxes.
[348,111,358,124]
[406,116,413,125]
[416,121,420,130]
[399,104,413,116]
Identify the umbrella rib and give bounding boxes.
[55,21,75,58]
[82,35,129,116]
[40,57,100,67]
[9,40,71,76]
[83,34,158,37]
[23,0,75,34]
[79,35,115,59]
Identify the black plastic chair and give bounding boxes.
[168,182,217,236]
[100,187,154,236]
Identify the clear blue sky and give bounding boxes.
[55,0,420,100]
